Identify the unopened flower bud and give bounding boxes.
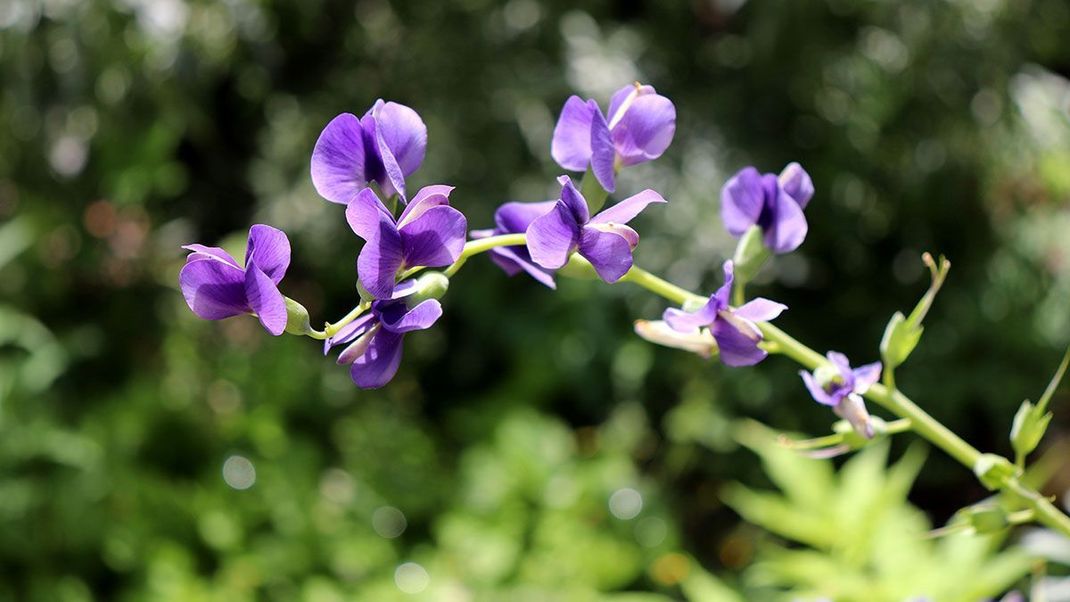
[411,272,450,303]
[283,297,312,336]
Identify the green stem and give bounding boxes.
[618,262,1070,538]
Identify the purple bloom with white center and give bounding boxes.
[346,185,467,299]
[311,100,427,203]
[179,224,291,336]
[662,261,787,367]
[526,175,665,283]
[721,162,814,254]
[551,82,676,193]
[323,280,442,389]
[471,200,558,289]
[800,351,882,438]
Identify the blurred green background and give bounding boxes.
[3,0,1070,599]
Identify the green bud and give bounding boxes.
[580,166,610,214]
[411,271,450,303]
[356,280,374,303]
[1010,399,1052,461]
[283,297,312,336]
[558,254,600,280]
[972,453,1016,491]
[960,505,1009,534]
[879,311,923,370]
[732,225,771,285]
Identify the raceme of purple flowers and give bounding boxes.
[662,261,787,366]
[552,83,676,193]
[179,87,818,390]
[721,162,814,254]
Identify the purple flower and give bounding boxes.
[662,261,786,367]
[800,352,881,438]
[311,100,427,203]
[526,176,665,283]
[323,280,442,389]
[471,200,558,289]
[346,185,467,299]
[551,83,676,193]
[179,224,291,336]
[721,162,814,254]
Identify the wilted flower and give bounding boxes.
[551,82,676,193]
[471,200,558,289]
[526,175,665,283]
[346,185,466,299]
[179,224,291,336]
[311,100,427,202]
[662,261,786,366]
[323,279,442,389]
[800,351,881,438]
[721,162,814,254]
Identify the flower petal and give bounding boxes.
[557,175,590,224]
[586,222,639,249]
[397,185,454,229]
[606,84,655,128]
[378,298,443,333]
[712,260,735,309]
[494,200,558,234]
[663,297,720,332]
[590,189,666,225]
[244,264,287,336]
[337,324,380,365]
[182,244,240,268]
[611,94,676,166]
[851,362,882,394]
[373,101,427,180]
[245,224,290,284]
[311,113,367,204]
[578,227,633,283]
[357,216,404,299]
[734,298,787,323]
[550,96,596,171]
[720,167,765,237]
[826,351,852,377]
[350,330,405,389]
[590,105,616,193]
[711,315,766,367]
[346,188,395,241]
[762,187,808,254]
[179,258,248,320]
[779,162,814,209]
[489,246,557,289]
[323,313,377,354]
[399,205,467,267]
[801,370,837,406]
[526,201,581,270]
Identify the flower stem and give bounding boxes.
[323,301,371,339]
[620,262,1070,539]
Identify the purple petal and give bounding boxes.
[489,246,557,289]
[494,200,558,234]
[721,167,765,237]
[826,351,852,376]
[346,188,395,241]
[578,227,633,283]
[245,224,290,285]
[606,84,656,128]
[244,264,287,336]
[586,222,639,249]
[372,101,427,179]
[357,217,405,299]
[590,189,666,225]
[590,105,616,193]
[391,279,420,299]
[399,205,467,268]
[350,330,405,389]
[550,96,596,171]
[397,185,454,229]
[663,296,720,332]
[557,175,590,224]
[711,315,766,367]
[610,94,676,166]
[324,313,377,354]
[526,201,581,270]
[734,298,787,323]
[763,187,808,254]
[801,370,837,406]
[182,244,240,268]
[851,362,882,394]
[311,113,367,204]
[179,258,248,320]
[337,324,380,365]
[378,299,443,334]
[779,162,814,209]
[712,260,736,309]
